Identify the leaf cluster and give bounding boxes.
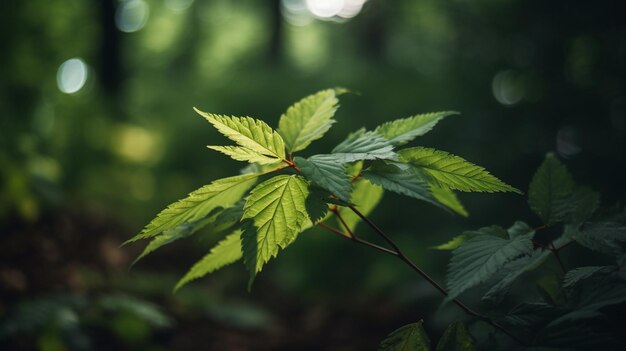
[126,88,520,292]
[437,153,626,350]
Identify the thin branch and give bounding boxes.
[346,205,527,346]
[316,222,398,256]
[550,242,567,274]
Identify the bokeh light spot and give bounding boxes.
[115,0,150,33]
[492,70,525,106]
[164,0,194,13]
[306,0,344,18]
[56,58,88,94]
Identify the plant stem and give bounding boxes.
[345,205,527,347]
[550,242,567,274]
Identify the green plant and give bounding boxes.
[125,88,538,348]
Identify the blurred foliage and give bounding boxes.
[1,0,625,349]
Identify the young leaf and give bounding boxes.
[362,161,444,210]
[398,147,521,194]
[331,129,397,163]
[277,88,340,153]
[528,153,575,224]
[446,228,533,301]
[126,173,260,244]
[174,230,243,292]
[379,321,431,351]
[436,322,475,351]
[375,111,459,146]
[207,145,284,165]
[194,110,286,162]
[241,175,310,285]
[295,155,351,201]
[430,185,468,217]
[337,178,383,232]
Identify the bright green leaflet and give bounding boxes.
[399,147,521,194]
[528,153,575,224]
[295,155,351,201]
[375,111,459,146]
[446,228,533,301]
[430,185,468,217]
[379,321,431,351]
[195,109,286,162]
[126,172,260,244]
[337,178,383,232]
[174,230,243,292]
[207,145,284,165]
[241,175,310,285]
[436,322,475,351]
[277,89,340,153]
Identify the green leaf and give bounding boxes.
[195,109,286,162]
[132,215,217,266]
[331,129,397,163]
[433,226,507,250]
[574,220,626,257]
[126,173,260,244]
[563,266,613,288]
[337,178,383,232]
[375,111,459,146]
[446,227,533,301]
[241,175,310,286]
[362,161,444,210]
[436,322,475,351]
[431,185,468,217]
[432,235,467,250]
[174,230,243,292]
[379,321,431,351]
[482,249,552,303]
[398,147,521,194]
[528,153,576,224]
[277,89,341,153]
[507,221,535,239]
[207,145,284,165]
[295,155,351,201]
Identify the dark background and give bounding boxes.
[1,0,625,350]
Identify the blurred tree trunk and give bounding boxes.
[98,0,122,102]
[267,0,283,64]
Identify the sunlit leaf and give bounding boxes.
[399,147,521,194]
[174,230,243,292]
[277,88,341,153]
[436,321,475,351]
[241,175,310,286]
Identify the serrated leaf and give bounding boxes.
[195,109,286,162]
[208,145,283,165]
[507,221,535,239]
[563,266,613,288]
[174,230,243,292]
[363,161,445,210]
[574,220,626,257]
[241,175,310,286]
[295,155,351,201]
[379,321,431,351]
[446,228,533,301]
[482,249,552,303]
[434,226,507,250]
[126,173,260,244]
[398,147,521,194]
[132,214,218,266]
[528,153,575,225]
[436,322,475,351]
[431,185,468,217]
[331,129,397,163]
[277,89,341,153]
[337,178,383,232]
[375,111,459,146]
[432,235,467,250]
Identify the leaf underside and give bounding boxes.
[331,129,397,163]
[295,155,351,201]
[375,111,459,146]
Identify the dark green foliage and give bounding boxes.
[438,153,625,350]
